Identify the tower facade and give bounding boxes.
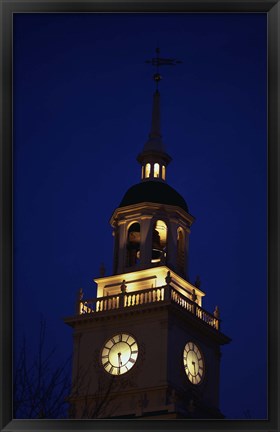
[65,65,230,419]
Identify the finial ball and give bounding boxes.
[153,73,162,82]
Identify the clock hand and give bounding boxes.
[192,361,196,374]
[117,352,122,375]
[118,352,122,367]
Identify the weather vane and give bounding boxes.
[145,47,182,88]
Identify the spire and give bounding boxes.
[137,88,171,180]
[150,90,161,140]
[137,48,182,181]
[143,89,165,153]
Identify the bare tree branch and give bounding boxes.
[14,319,123,419]
[14,319,71,418]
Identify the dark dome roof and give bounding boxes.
[119,181,189,213]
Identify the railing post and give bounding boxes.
[76,288,83,315]
[191,289,197,316]
[119,280,127,308]
[165,285,171,301]
[165,271,172,301]
[119,293,125,308]
[214,305,220,330]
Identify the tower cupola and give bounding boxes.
[110,49,194,278]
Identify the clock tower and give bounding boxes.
[65,52,231,419]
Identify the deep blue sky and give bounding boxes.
[13,13,267,419]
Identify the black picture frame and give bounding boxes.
[0,1,279,431]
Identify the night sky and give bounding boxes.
[13,13,267,419]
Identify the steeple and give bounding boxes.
[137,89,171,182]
[137,48,181,182]
[144,89,164,153]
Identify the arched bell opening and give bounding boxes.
[151,220,167,264]
[144,163,151,179]
[141,161,167,181]
[154,163,160,178]
[126,222,141,267]
[177,227,185,275]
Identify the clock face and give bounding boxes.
[101,333,138,376]
[183,342,204,384]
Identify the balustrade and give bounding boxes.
[77,284,219,330]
